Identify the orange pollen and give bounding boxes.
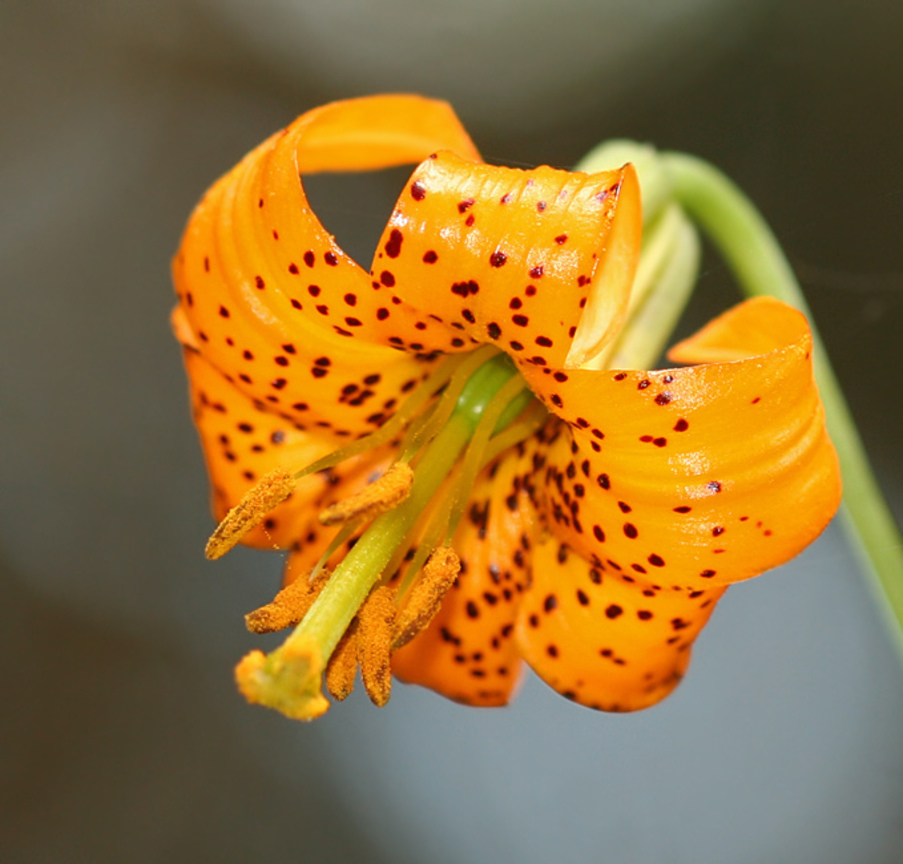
[244,570,328,634]
[318,462,414,526]
[325,628,359,702]
[206,468,295,560]
[356,586,397,707]
[393,545,461,649]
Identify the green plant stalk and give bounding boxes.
[662,151,903,661]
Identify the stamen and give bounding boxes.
[443,374,533,542]
[318,462,414,526]
[357,586,396,707]
[325,627,358,701]
[290,348,493,483]
[393,546,461,649]
[235,352,540,719]
[480,400,548,466]
[310,520,360,583]
[245,570,327,634]
[393,373,533,597]
[399,345,500,461]
[205,468,295,559]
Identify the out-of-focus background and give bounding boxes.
[2,1,902,861]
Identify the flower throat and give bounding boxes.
[207,347,545,719]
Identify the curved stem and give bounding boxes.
[662,151,903,662]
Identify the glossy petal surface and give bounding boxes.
[516,538,725,711]
[519,297,841,590]
[180,337,395,550]
[374,153,641,368]
[174,96,842,717]
[172,96,480,440]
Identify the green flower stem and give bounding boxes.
[283,352,526,662]
[662,151,903,661]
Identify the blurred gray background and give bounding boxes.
[2,1,902,862]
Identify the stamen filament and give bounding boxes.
[480,400,548,466]
[291,348,486,481]
[310,521,360,583]
[238,352,536,717]
[444,375,534,543]
[299,357,522,659]
[400,344,500,461]
[391,373,533,597]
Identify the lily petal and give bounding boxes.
[516,538,725,711]
[179,332,396,550]
[520,296,841,588]
[172,95,480,439]
[373,153,641,367]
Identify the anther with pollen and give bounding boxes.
[318,462,414,526]
[205,467,295,559]
[245,570,329,634]
[394,546,461,649]
[325,627,359,702]
[357,586,397,707]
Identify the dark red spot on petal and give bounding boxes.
[384,230,403,259]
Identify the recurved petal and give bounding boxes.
[391,442,540,706]
[288,94,481,173]
[180,332,395,550]
[372,153,641,367]
[520,297,841,590]
[516,539,725,711]
[172,96,481,439]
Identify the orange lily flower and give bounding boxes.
[171,95,841,718]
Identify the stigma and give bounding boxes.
[208,350,545,719]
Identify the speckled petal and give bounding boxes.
[180,333,395,550]
[392,443,539,706]
[520,297,842,590]
[172,95,481,440]
[516,539,725,711]
[371,152,641,367]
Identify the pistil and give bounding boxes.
[234,350,541,719]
